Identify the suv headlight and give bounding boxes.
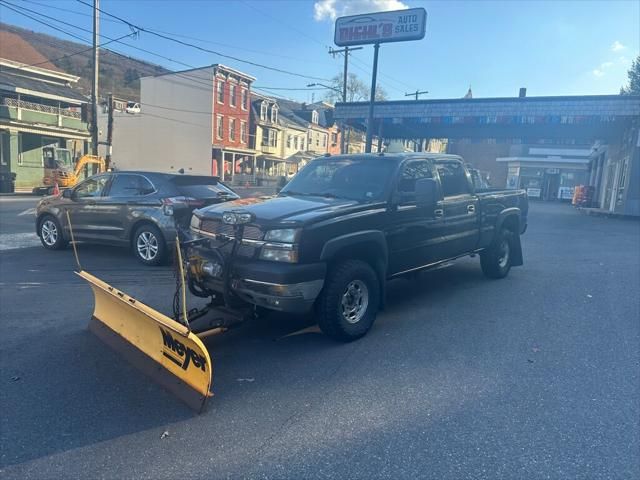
[264,228,299,243]
[260,243,298,263]
[190,215,202,230]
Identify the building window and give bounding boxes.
[217,115,224,140]
[293,136,298,150]
[322,134,327,147]
[286,135,292,148]
[316,133,320,147]
[229,118,236,141]
[262,129,278,148]
[260,102,268,121]
[312,110,319,124]
[271,105,278,123]
[241,89,248,110]
[217,80,225,104]
[240,121,247,143]
[16,134,23,166]
[331,132,338,145]
[230,84,237,107]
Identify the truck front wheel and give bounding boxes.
[316,260,380,342]
[480,228,513,279]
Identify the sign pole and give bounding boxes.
[365,42,380,153]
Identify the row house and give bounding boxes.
[0,31,90,192]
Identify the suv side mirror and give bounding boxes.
[62,189,73,199]
[415,178,439,208]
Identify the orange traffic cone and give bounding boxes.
[52,182,60,196]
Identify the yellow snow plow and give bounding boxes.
[69,210,252,412]
[78,270,214,412]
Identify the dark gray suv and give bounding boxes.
[35,171,238,265]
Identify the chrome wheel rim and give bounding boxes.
[341,280,369,324]
[136,231,159,260]
[498,239,510,268]
[41,220,58,246]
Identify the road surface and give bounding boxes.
[0,202,638,479]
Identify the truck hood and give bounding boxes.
[194,194,361,227]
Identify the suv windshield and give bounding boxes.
[281,157,396,201]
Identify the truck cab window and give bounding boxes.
[398,161,432,200]
[436,162,470,197]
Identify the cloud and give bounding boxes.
[592,61,615,78]
[314,0,409,22]
[611,40,626,52]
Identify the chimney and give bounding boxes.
[519,87,527,98]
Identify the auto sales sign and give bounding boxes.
[334,8,427,47]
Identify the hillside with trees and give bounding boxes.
[0,23,169,101]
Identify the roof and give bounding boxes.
[0,30,61,72]
[0,71,88,103]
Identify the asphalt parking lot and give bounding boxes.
[1,200,638,479]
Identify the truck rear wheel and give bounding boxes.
[480,228,513,279]
[316,259,380,342]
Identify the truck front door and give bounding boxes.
[387,160,447,275]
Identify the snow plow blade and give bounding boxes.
[77,270,213,413]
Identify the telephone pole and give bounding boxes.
[329,46,362,154]
[405,90,429,100]
[91,0,100,156]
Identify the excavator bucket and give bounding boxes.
[78,270,213,412]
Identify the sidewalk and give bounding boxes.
[578,207,639,220]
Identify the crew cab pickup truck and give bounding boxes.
[187,153,528,341]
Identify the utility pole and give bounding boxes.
[364,43,380,153]
[329,46,362,154]
[106,93,113,169]
[405,90,429,100]
[91,0,99,156]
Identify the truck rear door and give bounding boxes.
[435,160,479,258]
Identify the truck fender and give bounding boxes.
[495,208,523,267]
[320,230,388,308]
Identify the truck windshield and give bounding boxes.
[281,157,396,202]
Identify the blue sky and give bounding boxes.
[1,0,638,101]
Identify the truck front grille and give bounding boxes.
[200,219,263,241]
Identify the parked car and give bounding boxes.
[125,102,141,114]
[36,171,239,265]
[186,153,528,341]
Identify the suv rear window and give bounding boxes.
[170,176,237,198]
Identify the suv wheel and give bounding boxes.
[480,228,513,279]
[38,215,68,250]
[133,224,167,266]
[316,259,380,342]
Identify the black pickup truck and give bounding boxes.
[187,153,528,341]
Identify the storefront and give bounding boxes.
[499,150,591,201]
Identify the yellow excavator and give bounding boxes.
[33,146,106,195]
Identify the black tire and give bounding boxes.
[38,215,68,250]
[316,259,380,342]
[480,228,514,279]
[132,224,167,266]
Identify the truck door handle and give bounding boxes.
[87,201,96,206]
[434,209,444,218]
[467,204,476,214]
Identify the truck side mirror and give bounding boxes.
[415,178,439,208]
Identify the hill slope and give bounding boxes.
[0,23,170,101]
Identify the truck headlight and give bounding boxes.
[260,243,298,263]
[264,229,299,243]
[190,215,202,230]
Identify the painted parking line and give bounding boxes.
[0,233,41,251]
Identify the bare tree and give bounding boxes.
[324,72,370,103]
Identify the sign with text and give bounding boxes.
[334,8,427,47]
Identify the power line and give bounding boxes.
[20,0,324,64]
[74,0,332,82]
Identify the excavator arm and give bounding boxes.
[73,154,106,179]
